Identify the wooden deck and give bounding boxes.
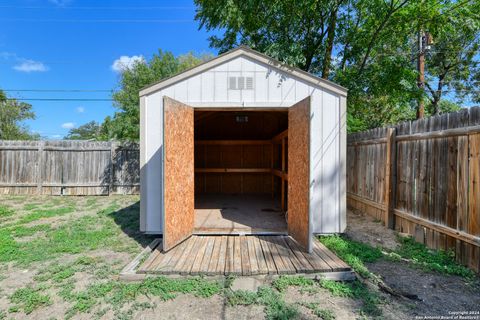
[135,235,352,276]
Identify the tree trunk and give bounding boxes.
[321,6,339,79]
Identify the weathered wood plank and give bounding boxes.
[247,236,259,275]
[253,236,269,274]
[259,236,278,274]
[199,236,216,274]
[216,236,228,274]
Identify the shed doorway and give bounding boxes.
[193,110,289,235]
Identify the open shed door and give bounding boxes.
[163,96,195,251]
[288,96,312,253]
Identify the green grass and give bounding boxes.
[60,276,222,318]
[23,203,41,211]
[318,279,382,317]
[0,201,142,266]
[9,224,52,237]
[0,205,14,217]
[319,235,383,278]
[9,286,52,314]
[301,303,336,320]
[272,275,314,292]
[226,286,299,320]
[395,236,475,278]
[19,206,76,223]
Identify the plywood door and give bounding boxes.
[163,97,195,251]
[288,97,312,252]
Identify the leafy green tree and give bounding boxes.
[105,51,212,141]
[64,121,102,140]
[423,1,480,114]
[194,0,479,131]
[0,90,39,140]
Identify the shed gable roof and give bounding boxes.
[139,46,347,97]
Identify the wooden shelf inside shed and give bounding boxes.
[195,130,289,211]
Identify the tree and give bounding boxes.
[194,0,480,131]
[104,51,212,141]
[423,1,480,114]
[0,90,39,140]
[64,121,102,140]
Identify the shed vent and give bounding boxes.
[228,76,254,90]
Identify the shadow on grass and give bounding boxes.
[107,201,157,248]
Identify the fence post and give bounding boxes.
[384,127,397,229]
[36,141,45,195]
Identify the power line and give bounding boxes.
[3,89,112,93]
[5,98,113,102]
[0,5,193,10]
[0,18,192,23]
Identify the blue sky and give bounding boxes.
[0,0,217,139]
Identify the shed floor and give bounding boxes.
[194,194,287,234]
[136,235,353,276]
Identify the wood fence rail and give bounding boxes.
[0,140,139,195]
[347,107,480,272]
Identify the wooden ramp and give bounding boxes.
[134,235,352,277]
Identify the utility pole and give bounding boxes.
[417,30,425,119]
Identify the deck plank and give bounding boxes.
[284,237,315,273]
[240,236,251,276]
[313,240,351,271]
[253,236,269,274]
[289,237,331,272]
[137,241,163,273]
[247,236,259,275]
[199,237,216,274]
[171,236,196,273]
[259,236,278,274]
[154,238,188,274]
[191,237,209,275]
[207,237,221,275]
[278,236,307,273]
[177,236,201,274]
[225,236,235,275]
[233,236,243,275]
[268,236,292,274]
[216,236,228,274]
[274,236,297,274]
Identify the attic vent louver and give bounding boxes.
[228,76,254,90]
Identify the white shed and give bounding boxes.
[139,46,347,253]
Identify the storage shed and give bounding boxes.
[139,46,347,253]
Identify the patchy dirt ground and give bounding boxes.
[345,209,399,251]
[347,209,480,319]
[0,196,479,320]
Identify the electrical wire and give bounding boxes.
[0,18,193,23]
[0,5,194,10]
[3,89,112,92]
[4,98,113,102]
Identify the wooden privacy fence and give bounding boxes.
[0,140,139,195]
[347,107,480,272]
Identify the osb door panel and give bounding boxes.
[288,96,312,252]
[163,96,194,251]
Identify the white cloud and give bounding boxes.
[13,60,49,73]
[76,106,85,113]
[111,55,145,73]
[50,134,63,139]
[61,122,75,129]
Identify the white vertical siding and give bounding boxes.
[143,94,164,233]
[310,89,341,233]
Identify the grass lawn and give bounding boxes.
[0,196,478,320]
